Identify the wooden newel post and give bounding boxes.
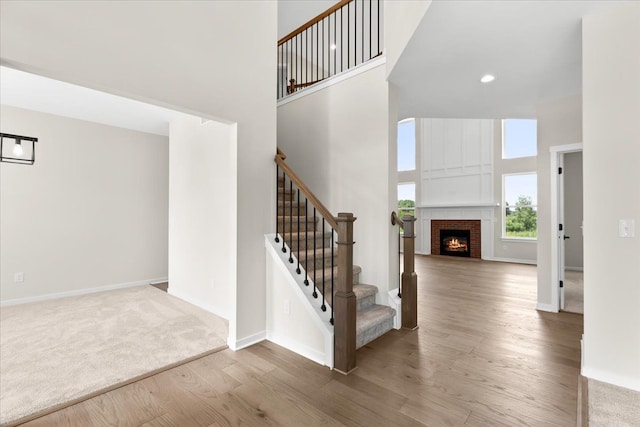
[334,212,357,374]
[401,215,418,330]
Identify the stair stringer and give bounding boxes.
[265,234,334,368]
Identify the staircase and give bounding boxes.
[278,177,396,351]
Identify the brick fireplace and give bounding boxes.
[431,220,481,259]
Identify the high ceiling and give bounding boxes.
[390,0,627,120]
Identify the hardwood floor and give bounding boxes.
[22,256,583,426]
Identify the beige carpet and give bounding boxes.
[589,378,640,426]
[0,286,228,426]
[564,270,584,314]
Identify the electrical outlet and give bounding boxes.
[283,299,290,315]
[618,219,635,238]
[14,272,24,283]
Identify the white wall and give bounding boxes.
[168,115,236,319]
[492,120,537,263]
[536,95,582,309]
[564,151,583,269]
[277,63,398,302]
[0,106,168,303]
[278,0,338,39]
[384,0,432,77]
[582,2,640,391]
[0,1,277,348]
[416,118,496,259]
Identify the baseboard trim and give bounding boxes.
[0,277,167,307]
[566,266,584,272]
[229,331,267,351]
[266,331,329,367]
[166,288,229,320]
[536,302,558,312]
[484,256,537,265]
[582,365,640,392]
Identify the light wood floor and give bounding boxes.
[23,256,583,426]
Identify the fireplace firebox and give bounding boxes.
[440,229,471,258]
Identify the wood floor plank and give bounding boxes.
[22,256,583,427]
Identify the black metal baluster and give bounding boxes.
[321,219,326,312]
[316,22,319,81]
[296,189,301,273]
[354,0,357,65]
[304,199,309,286]
[340,7,343,73]
[369,0,372,60]
[289,180,294,263]
[330,228,334,325]
[275,165,280,243]
[333,11,338,74]
[313,207,318,299]
[398,226,402,297]
[347,2,350,69]
[282,175,287,253]
[377,0,380,55]
[362,0,364,64]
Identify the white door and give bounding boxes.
[558,154,566,310]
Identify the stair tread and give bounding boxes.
[312,265,362,280]
[356,304,396,334]
[297,247,335,260]
[353,283,378,300]
[277,215,319,221]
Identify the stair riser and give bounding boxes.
[277,206,306,215]
[278,221,315,232]
[312,270,360,287]
[298,253,338,271]
[286,236,332,251]
[356,316,394,349]
[357,294,376,311]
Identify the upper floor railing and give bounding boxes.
[277,0,383,99]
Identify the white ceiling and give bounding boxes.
[0,66,186,136]
[390,0,627,120]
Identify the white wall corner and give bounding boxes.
[388,289,402,329]
[535,302,558,313]
[228,330,267,351]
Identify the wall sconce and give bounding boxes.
[0,133,38,165]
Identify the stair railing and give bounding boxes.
[277,0,383,99]
[275,148,357,373]
[391,211,418,330]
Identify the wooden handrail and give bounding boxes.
[391,211,405,228]
[275,150,338,230]
[278,0,352,46]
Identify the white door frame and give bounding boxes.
[549,143,583,312]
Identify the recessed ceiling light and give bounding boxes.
[480,74,495,83]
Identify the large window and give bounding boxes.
[503,173,537,239]
[397,182,415,218]
[502,119,537,159]
[397,119,416,171]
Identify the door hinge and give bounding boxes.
[560,280,564,288]
[559,224,563,231]
[558,167,563,174]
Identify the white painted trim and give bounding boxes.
[167,288,230,320]
[277,56,386,107]
[0,277,167,307]
[484,257,537,265]
[549,143,584,312]
[150,279,169,285]
[418,202,500,208]
[388,290,402,330]
[415,251,430,256]
[582,365,640,392]
[229,330,267,351]
[536,302,558,312]
[566,266,584,272]
[500,238,537,243]
[266,331,329,367]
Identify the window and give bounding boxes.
[397,182,415,218]
[502,119,537,159]
[397,119,415,171]
[503,173,537,239]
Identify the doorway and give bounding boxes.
[550,143,583,313]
